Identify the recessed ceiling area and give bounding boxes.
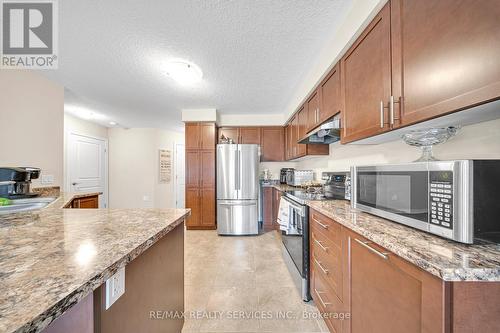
[43,0,353,131]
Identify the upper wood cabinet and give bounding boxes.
[306,91,320,132]
[391,0,500,128]
[261,127,285,162]
[319,63,341,124]
[218,127,240,143]
[239,127,261,144]
[185,122,216,149]
[341,3,392,143]
[185,123,200,149]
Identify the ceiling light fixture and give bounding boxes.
[109,121,117,126]
[164,59,203,85]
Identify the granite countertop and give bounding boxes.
[307,200,500,282]
[0,192,190,333]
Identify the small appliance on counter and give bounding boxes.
[280,168,294,184]
[351,160,500,244]
[322,172,351,200]
[286,170,314,186]
[0,167,41,199]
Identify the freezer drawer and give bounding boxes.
[217,200,258,235]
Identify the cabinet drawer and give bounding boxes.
[312,266,344,333]
[310,210,341,247]
[311,229,343,301]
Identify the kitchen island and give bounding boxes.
[0,192,190,333]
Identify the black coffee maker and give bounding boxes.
[279,168,294,184]
[0,167,41,199]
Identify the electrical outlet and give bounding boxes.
[105,267,125,310]
[41,174,54,184]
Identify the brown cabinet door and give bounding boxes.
[272,188,281,230]
[262,187,273,231]
[200,188,215,227]
[285,124,291,160]
[306,91,320,132]
[77,196,99,208]
[200,123,216,149]
[185,188,200,227]
[200,150,215,188]
[261,127,284,162]
[184,123,200,149]
[391,0,500,127]
[319,63,341,124]
[185,150,200,188]
[297,106,307,157]
[341,3,392,143]
[218,127,239,144]
[347,230,445,333]
[239,127,261,144]
[290,115,299,159]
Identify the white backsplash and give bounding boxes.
[259,161,297,180]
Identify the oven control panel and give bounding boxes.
[429,171,453,229]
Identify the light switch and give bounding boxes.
[105,267,125,310]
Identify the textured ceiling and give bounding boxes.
[43,0,353,130]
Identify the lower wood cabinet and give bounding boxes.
[185,188,216,229]
[272,188,281,230]
[68,195,99,209]
[262,187,274,231]
[346,229,445,333]
[309,208,500,333]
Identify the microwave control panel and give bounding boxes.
[429,171,453,229]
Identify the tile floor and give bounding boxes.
[182,230,329,333]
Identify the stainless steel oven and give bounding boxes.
[351,160,500,244]
[279,195,311,301]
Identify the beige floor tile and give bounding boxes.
[183,230,323,333]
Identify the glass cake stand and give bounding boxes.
[402,126,460,162]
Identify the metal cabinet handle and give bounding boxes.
[314,289,332,307]
[389,95,401,126]
[380,100,384,128]
[313,217,328,229]
[314,238,329,252]
[354,238,389,260]
[314,256,329,275]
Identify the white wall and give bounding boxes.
[296,118,500,180]
[108,128,184,209]
[0,70,64,188]
[218,114,285,126]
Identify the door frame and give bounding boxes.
[65,131,109,208]
[174,142,185,208]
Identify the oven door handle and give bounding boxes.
[282,196,305,215]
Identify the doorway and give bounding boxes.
[175,143,185,208]
[67,132,108,208]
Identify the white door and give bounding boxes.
[68,133,107,208]
[175,143,185,208]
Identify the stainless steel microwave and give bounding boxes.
[351,160,500,244]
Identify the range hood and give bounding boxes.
[298,115,341,144]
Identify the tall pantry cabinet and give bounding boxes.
[184,122,217,230]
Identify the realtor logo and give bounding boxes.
[1,0,58,69]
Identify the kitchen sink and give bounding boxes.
[0,197,57,214]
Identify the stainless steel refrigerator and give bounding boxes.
[217,144,259,235]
